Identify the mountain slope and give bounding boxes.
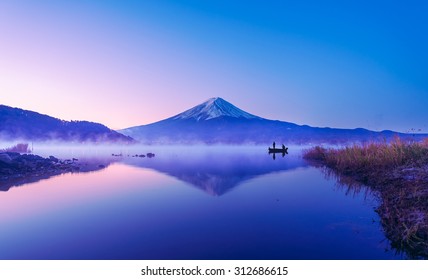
[0,105,134,143]
[119,97,427,144]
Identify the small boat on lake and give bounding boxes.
[268,147,288,154]
[269,142,288,159]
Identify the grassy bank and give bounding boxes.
[303,138,428,259]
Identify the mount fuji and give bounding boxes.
[170,97,260,121]
[119,97,424,144]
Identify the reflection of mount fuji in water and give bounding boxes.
[123,149,307,196]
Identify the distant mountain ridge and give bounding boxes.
[0,105,133,143]
[119,97,427,144]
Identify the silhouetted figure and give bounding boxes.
[273,142,276,149]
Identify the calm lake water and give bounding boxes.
[0,146,402,259]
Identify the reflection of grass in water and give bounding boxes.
[303,137,428,259]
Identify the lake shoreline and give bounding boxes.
[303,140,428,259]
[0,152,109,191]
[0,146,405,259]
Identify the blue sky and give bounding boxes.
[0,0,427,132]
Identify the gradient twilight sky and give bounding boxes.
[1,0,427,132]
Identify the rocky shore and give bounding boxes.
[0,152,108,191]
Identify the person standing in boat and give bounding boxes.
[273,142,276,149]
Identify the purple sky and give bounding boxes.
[1,1,427,132]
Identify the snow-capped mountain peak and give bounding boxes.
[172,97,260,121]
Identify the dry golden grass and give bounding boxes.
[304,137,428,177]
[0,143,31,153]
